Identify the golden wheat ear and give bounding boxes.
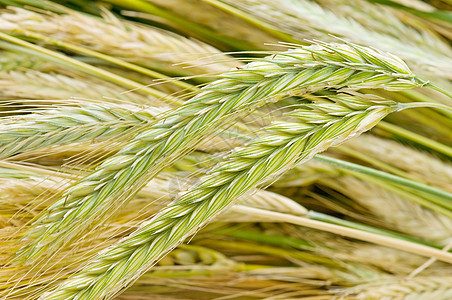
[0,6,239,76]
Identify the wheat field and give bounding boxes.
[1,0,452,299]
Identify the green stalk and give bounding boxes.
[377,121,452,158]
[367,0,452,24]
[0,0,66,12]
[222,203,443,249]
[306,211,439,247]
[306,210,441,249]
[219,225,435,250]
[199,239,337,266]
[399,102,452,113]
[337,146,421,182]
[315,155,452,210]
[224,229,314,249]
[347,171,452,219]
[400,90,452,120]
[400,109,452,138]
[425,82,452,101]
[385,91,452,135]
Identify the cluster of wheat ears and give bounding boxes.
[1,0,452,299]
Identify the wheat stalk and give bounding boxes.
[16,42,424,265]
[0,31,180,104]
[39,91,408,299]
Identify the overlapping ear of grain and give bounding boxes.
[0,7,239,75]
[221,0,452,78]
[0,0,451,299]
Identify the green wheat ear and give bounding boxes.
[40,92,410,299]
[0,103,167,159]
[18,42,423,265]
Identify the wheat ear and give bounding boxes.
[223,0,452,78]
[18,42,423,263]
[275,224,439,276]
[0,69,159,104]
[0,51,51,71]
[0,7,239,75]
[321,176,452,245]
[0,103,167,159]
[316,0,452,56]
[40,92,405,299]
